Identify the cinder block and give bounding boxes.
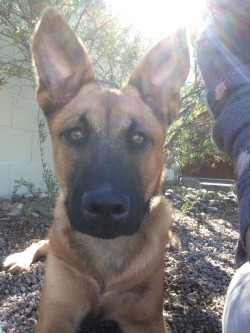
[12,95,40,132]
[5,77,36,101]
[0,127,32,163]
[31,133,53,164]
[0,90,12,127]
[10,162,48,195]
[0,163,10,196]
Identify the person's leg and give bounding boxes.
[223,262,250,333]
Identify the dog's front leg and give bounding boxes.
[36,253,98,333]
[2,239,49,274]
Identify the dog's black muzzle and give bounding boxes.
[80,189,130,238]
[67,185,144,239]
[65,170,147,239]
[65,157,145,239]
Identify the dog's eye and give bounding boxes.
[70,129,84,141]
[131,132,146,145]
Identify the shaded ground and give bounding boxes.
[0,202,239,333]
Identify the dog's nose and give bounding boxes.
[82,190,129,225]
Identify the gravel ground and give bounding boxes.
[0,201,239,333]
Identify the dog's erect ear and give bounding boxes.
[128,29,190,126]
[32,7,96,115]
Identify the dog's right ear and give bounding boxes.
[32,7,96,115]
[128,29,190,127]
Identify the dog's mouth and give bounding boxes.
[78,218,126,239]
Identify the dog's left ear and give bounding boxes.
[128,29,190,126]
[32,7,96,115]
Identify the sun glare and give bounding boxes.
[111,0,206,38]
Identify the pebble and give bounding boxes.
[31,213,40,218]
[185,194,196,201]
[164,184,237,215]
[39,193,49,199]
[24,194,34,200]
[205,206,218,214]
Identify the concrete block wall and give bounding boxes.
[0,81,53,197]
[0,32,54,197]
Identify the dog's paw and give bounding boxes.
[167,231,181,250]
[1,251,33,274]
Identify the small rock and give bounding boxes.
[24,193,34,199]
[227,193,237,199]
[2,200,12,211]
[39,193,49,199]
[15,203,24,210]
[186,194,196,201]
[230,198,238,206]
[208,200,215,206]
[0,217,11,222]
[186,297,197,306]
[8,203,23,216]
[173,194,182,202]
[205,206,218,214]
[174,303,184,313]
[190,206,198,214]
[199,202,208,211]
[165,192,174,199]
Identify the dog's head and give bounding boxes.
[32,8,190,239]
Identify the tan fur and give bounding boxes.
[3,7,190,333]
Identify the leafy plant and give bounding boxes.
[21,197,53,218]
[0,0,148,88]
[165,38,232,173]
[12,118,59,205]
[181,201,195,215]
[13,177,40,197]
[38,117,59,201]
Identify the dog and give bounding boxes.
[2,7,189,333]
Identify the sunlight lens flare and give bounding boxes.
[111,0,206,37]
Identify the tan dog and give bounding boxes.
[3,7,189,333]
